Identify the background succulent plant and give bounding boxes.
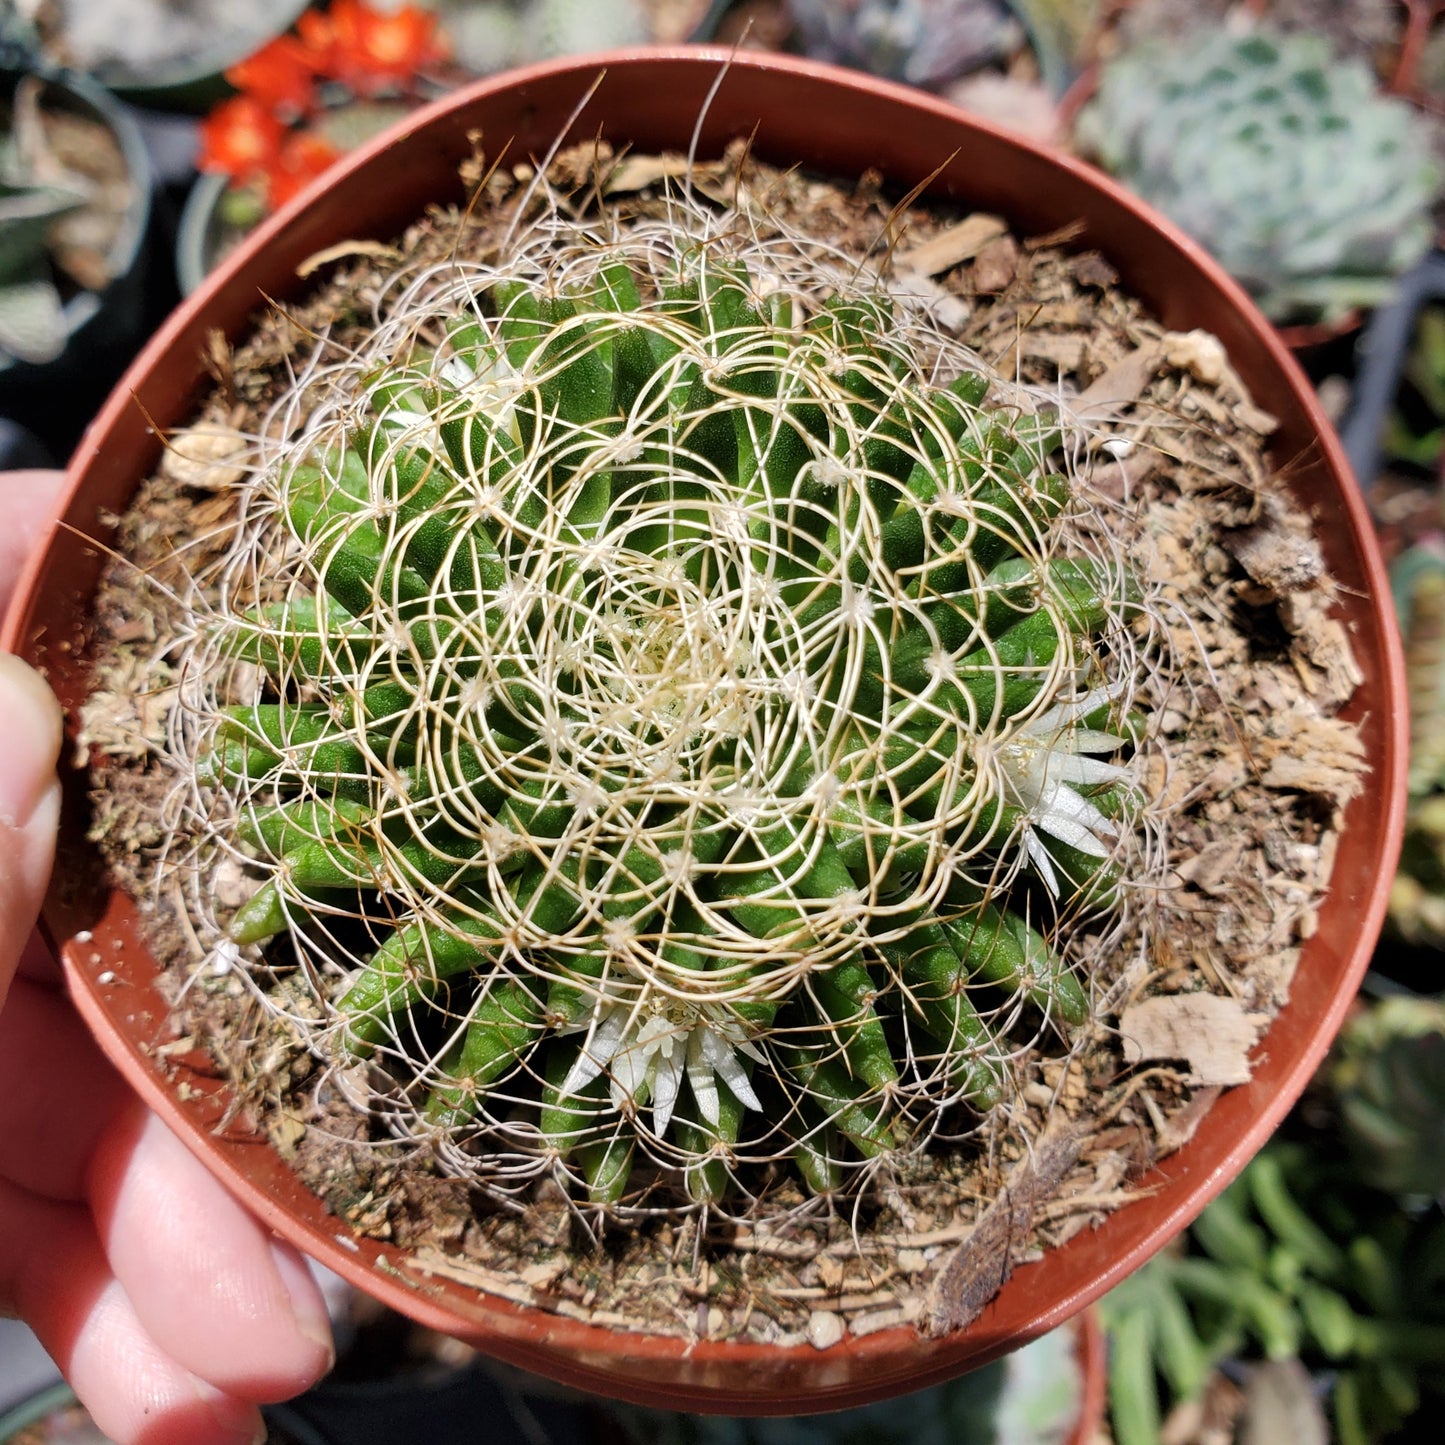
[1074,26,1441,325]
[785,0,1021,89]
[170,179,1159,1212]
[437,0,650,76]
[1333,994,1445,1204]
[0,171,83,364]
[1104,993,1445,1445]
[0,77,87,365]
[1386,540,1445,942]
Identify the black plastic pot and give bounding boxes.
[263,1358,595,1445]
[1339,247,1445,494]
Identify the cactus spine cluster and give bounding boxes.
[1075,26,1440,325]
[176,187,1154,1211]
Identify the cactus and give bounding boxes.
[171,179,1158,1212]
[1074,26,1440,325]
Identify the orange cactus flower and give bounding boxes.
[202,2,448,223]
[295,5,340,68]
[325,0,447,92]
[197,94,287,181]
[225,34,324,117]
[267,131,346,209]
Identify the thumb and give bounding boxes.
[0,654,62,1009]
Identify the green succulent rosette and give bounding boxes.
[1077,26,1441,325]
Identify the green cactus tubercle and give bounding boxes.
[192,231,1147,1208]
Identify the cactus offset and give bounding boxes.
[173,182,1158,1210]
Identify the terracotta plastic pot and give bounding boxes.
[2,47,1408,1417]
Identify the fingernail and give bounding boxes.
[269,1240,337,1367]
[191,1378,267,1444]
[0,654,62,830]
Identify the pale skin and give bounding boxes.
[0,470,334,1445]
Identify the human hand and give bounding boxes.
[0,470,334,1444]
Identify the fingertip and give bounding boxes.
[0,654,62,826]
[266,1241,337,1373]
[0,654,61,1006]
[90,1109,336,1400]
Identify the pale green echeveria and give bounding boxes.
[1077,27,1441,324]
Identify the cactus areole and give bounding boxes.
[173,185,1155,1212]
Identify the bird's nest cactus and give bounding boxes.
[161,175,1167,1215]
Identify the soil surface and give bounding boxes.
[77,141,1368,1347]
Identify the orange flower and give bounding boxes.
[202,3,448,222]
[224,33,323,116]
[325,0,446,92]
[197,94,287,182]
[267,130,345,209]
[295,5,339,69]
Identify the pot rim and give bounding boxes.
[2,46,1409,1413]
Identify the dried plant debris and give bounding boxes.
[78,140,1367,1344]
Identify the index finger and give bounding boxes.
[0,468,68,626]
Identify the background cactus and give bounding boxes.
[1074,25,1440,325]
[167,178,1160,1213]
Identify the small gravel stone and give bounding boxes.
[807,1310,845,1350]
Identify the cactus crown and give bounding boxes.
[1075,26,1441,324]
[175,178,1158,1212]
